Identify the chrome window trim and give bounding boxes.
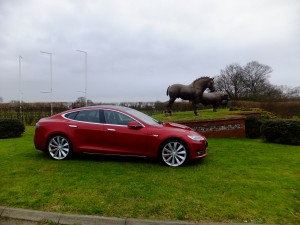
[62,109,102,125]
[62,108,145,127]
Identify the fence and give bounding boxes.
[1,100,299,126]
[0,103,69,125]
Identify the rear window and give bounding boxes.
[75,110,100,123]
[65,111,78,120]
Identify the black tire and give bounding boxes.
[47,135,72,160]
[160,139,189,167]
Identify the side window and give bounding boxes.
[65,111,78,120]
[74,110,100,123]
[104,110,134,125]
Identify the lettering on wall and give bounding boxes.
[193,124,241,132]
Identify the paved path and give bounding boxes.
[0,206,276,225]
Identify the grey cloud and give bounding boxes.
[0,0,299,103]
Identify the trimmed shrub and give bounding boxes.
[0,119,25,139]
[260,120,300,145]
[245,116,264,139]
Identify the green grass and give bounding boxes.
[152,108,251,122]
[0,127,299,224]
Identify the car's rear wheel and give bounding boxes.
[160,139,188,167]
[47,135,72,160]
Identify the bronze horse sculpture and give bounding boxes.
[165,76,215,116]
[200,92,229,112]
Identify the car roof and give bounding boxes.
[64,105,133,114]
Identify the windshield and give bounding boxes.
[127,108,160,126]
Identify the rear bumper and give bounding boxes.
[34,127,47,152]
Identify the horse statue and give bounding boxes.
[200,92,229,112]
[165,76,215,116]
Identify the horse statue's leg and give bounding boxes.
[212,103,219,112]
[192,100,199,116]
[165,97,176,116]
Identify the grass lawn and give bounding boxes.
[0,126,299,224]
[151,108,253,122]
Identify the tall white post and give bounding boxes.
[40,51,53,115]
[76,50,88,107]
[19,56,23,121]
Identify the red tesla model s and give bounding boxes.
[34,105,208,167]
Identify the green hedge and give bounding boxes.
[0,119,25,139]
[245,116,264,139]
[261,120,300,145]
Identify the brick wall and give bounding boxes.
[178,117,246,138]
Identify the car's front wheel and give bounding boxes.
[47,135,72,160]
[160,139,189,167]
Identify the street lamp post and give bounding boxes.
[19,56,23,121]
[40,51,53,115]
[76,50,87,107]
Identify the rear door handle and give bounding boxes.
[69,125,77,128]
[107,128,116,132]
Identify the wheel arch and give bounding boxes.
[158,137,190,155]
[46,132,72,148]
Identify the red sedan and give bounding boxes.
[34,105,207,167]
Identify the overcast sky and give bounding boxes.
[0,0,299,103]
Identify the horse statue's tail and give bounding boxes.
[166,86,170,96]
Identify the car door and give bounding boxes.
[65,109,104,153]
[102,109,149,156]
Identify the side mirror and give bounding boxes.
[128,121,143,129]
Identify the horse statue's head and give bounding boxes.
[192,76,215,92]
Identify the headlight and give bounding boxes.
[188,134,205,141]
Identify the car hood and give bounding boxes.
[162,122,193,131]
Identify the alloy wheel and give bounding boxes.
[48,135,71,160]
[161,141,187,167]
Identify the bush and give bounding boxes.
[0,119,25,139]
[259,111,277,119]
[261,120,300,145]
[245,116,265,139]
[229,100,300,118]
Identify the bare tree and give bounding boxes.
[72,97,94,108]
[242,61,273,99]
[215,61,282,100]
[260,83,284,100]
[0,97,3,103]
[278,85,300,99]
[216,63,245,99]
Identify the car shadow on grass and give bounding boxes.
[72,153,206,168]
[34,150,206,168]
[72,152,158,165]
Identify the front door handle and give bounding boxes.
[69,125,77,128]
